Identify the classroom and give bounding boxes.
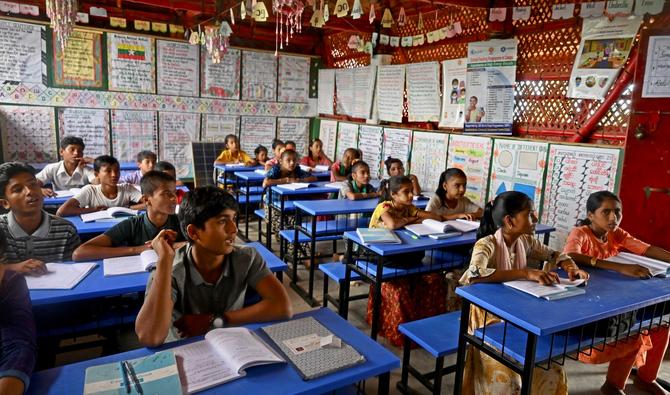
[0,0,669,394]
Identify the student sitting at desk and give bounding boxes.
[300,138,332,169]
[155,160,185,191]
[0,162,80,274]
[214,134,255,166]
[134,187,292,346]
[56,155,144,217]
[563,191,670,395]
[119,150,156,185]
[284,140,298,153]
[384,157,421,196]
[264,139,286,170]
[0,233,37,395]
[72,171,186,261]
[426,168,483,221]
[36,136,96,197]
[339,161,379,200]
[262,149,317,189]
[459,191,588,395]
[331,148,361,182]
[254,145,268,167]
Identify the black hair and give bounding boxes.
[155,160,176,173]
[0,162,36,199]
[178,186,239,242]
[378,175,412,203]
[576,190,621,226]
[435,168,467,206]
[140,170,176,196]
[309,138,322,147]
[384,157,403,174]
[254,145,268,156]
[271,139,285,150]
[348,160,370,183]
[60,136,85,150]
[224,134,239,148]
[280,149,298,161]
[477,191,533,240]
[285,140,297,148]
[344,147,361,160]
[93,155,119,172]
[136,150,157,163]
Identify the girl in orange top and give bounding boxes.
[563,191,670,395]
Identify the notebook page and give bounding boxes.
[25,262,96,290]
[103,255,144,276]
[172,340,237,394]
[206,328,283,372]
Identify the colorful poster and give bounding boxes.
[318,119,338,160]
[336,122,359,160]
[53,30,103,89]
[352,66,376,119]
[376,65,405,123]
[335,68,354,116]
[568,16,642,99]
[446,134,493,207]
[406,62,441,122]
[240,116,276,155]
[159,112,200,179]
[439,58,467,128]
[465,39,517,134]
[0,105,56,162]
[157,40,199,97]
[489,139,548,210]
[382,128,412,173]
[58,108,110,157]
[111,110,158,162]
[410,131,448,192]
[201,48,240,99]
[278,55,310,102]
[202,114,239,142]
[358,125,383,179]
[242,51,277,101]
[642,35,670,98]
[0,20,44,85]
[542,144,621,250]
[107,33,155,93]
[277,118,310,156]
[317,69,335,115]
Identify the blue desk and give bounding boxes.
[234,170,268,240]
[44,185,190,207]
[215,163,261,189]
[64,216,124,236]
[27,308,399,395]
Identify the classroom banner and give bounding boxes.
[464,39,517,135]
[318,119,338,160]
[156,40,199,97]
[53,30,104,89]
[201,48,241,99]
[242,51,277,101]
[358,125,383,180]
[568,16,642,100]
[439,58,467,128]
[111,110,158,162]
[317,69,335,115]
[410,131,449,193]
[336,122,359,161]
[0,20,45,85]
[376,65,405,123]
[202,114,239,142]
[489,139,548,210]
[382,128,412,173]
[541,144,621,250]
[240,116,276,155]
[335,68,354,116]
[107,33,156,93]
[352,66,376,119]
[278,55,310,102]
[278,118,310,156]
[58,108,110,157]
[159,112,200,179]
[406,62,441,122]
[446,134,493,208]
[0,105,57,162]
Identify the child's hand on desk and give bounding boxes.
[9,259,47,276]
[566,268,590,282]
[526,269,559,285]
[617,263,652,279]
[41,188,55,197]
[175,314,212,338]
[151,229,178,261]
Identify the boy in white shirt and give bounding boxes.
[56,155,144,217]
[36,136,96,197]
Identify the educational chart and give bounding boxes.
[202,114,239,142]
[541,144,621,250]
[52,30,104,89]
[376,65,405,123]
[156,40,199,97]
[439,58,467,128]
[159,112,200,179]
[406,62,441,122]
[489,139,548,209]
[465,39,517,134]
[410,131,449,192]
[57,108,110,157]
[278,118,310,156]
[110,110,158,162]
[568,16,642,100]
[201,48,240,99]
[318,119,338,160]
[446,135,493,207]
[242,51,277,101]
[335,68,354,116]
[0,20,44,85]
[0,105,57,162]
[358,125,383,179]
[317,69,335,115]
[240,116,276,155]
[351,66,376,119]
[642,35,670,98]
[336,122,359,161]
[382,128,412,173]
[278,55,310,102]
[107,33,155,93]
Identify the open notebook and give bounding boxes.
[608,252,670,277]
[103,250,159,276]
[81,207,138,223]
[405,218,480,237]
[356,228,402,244]
[276,182,311,191]
[52,188,82,198]
[504,278,586,300]
[25,262,97,290]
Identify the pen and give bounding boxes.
[402,230,418,240]
[124,361,144,394]
[119,361,131,394]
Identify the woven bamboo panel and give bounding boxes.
[516,25,581,79]
[390,6,488,38]
[392,42,468,64]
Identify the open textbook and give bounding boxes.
[504,278,586,300]
[276,182,311,191]
[608,252,670,277]
[25,262,97,290]
[81,207,138,223]
[103,250,159,276]
[171,327,284,393]
[52,188,82,198]
[405,218,480,237]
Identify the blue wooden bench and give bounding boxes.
[319,262,365,311]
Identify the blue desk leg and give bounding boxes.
[378,372,390,395]
[291,213,300,283]
[453,300,471,395]
[543,232,550,245]
[244,180,251,240]
[521,333,538,395]
[266,189,273,250]
[370,254,384,340]
[340,239,354,319]
[307,215,318,303]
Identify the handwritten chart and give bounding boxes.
[446,135,492,207]
[111,110,158,162]
[157,40,199,97]
[107,33,155,93]
[0,20,44,85]
[317,69,335,115]
[318,119,338,160]
[201,48,240,99]
[159,112,200,179]
[358,125,383,179]
[335,68,354,116]
[278,55,310,102]
[642,35,670,98]
[278,118,310,156]
[352,66,376,119]
[0,105,56,162]
[376,65,405,123]
[406,62,441,122]
[336,122,359,160]
[382,128,412,174]
[410,131,448,192]
[242,51,277,101]
[240,116,276,155]
[53,30,103,89]
[202,114,239,142]
[58,108,110,157]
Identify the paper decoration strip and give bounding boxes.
[446,134,492,208]
[410,131,448,193]
[240,116,276,155]
[318,119,338,160]
[278,55,310,103]
[0,20,45,85]
[581,1,606,17]
[107,33,156,93]
[156,40,199,97]
[201,48,241,99]
[159,112,200,179]
[358,125,383,179]
[335,122,359,161]
[242,51,277,101]
[111,109,158,162]
[277,118,310,156]
[58,108,110,157]
[202,114,240,142]
[1,105,57,162]
[53,30,104,89]
[406,62,441,122]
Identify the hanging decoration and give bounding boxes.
[230,8,235,24]
[46,0,78,52]
[324,2,330,21]
[310,9,325,27]
[368,3,375,24]
[253,1,269,21]
[381,8,393,28]
[334,0,349,17]
[351,0,362,19]
[397,7,406,26]
[203,21,233,64]
[241,1,246,19]
[417,11,424,31]
[272,0,306,55]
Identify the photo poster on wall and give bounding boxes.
[111,109,158,163]
[410,131,449,193]
[446,134,493,208]
[277,118,310,156]
[376,65,406,123]
[156,40,199,97]
[382,128,412,174]
[335,122,359,161]
[202,114,240,142]
[0,20,45,85]
[541,144,622,250]
[242,51,277,101]
[107,33,156,93]
[278,55,310,102]
[439,58,467,128]
[58,108,110,157]
[159,112,200,179]
[201,48,241,99]
[240,116,277,155]
[489,139,549,214]
[0,105,57,162]
[318,118,338,160]
[335,68,354,116]
[351,66,376,120]
[406,62,441,122]
[52,30,104,89]
[317,69,335,115]
[358,125,383,179]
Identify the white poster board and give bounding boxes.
[376,65,405,123]
[242,51,277,101]
[358,125,384,179]
[318,119,338,160]
[1,105,57,162]
[410,131,449,192]
[446,134,493,208]
[336,122,359,160]
[58,108,110,158]
[642,35,670,98]
[111,110,158,162]
[202,114,239,142]
[0,20,44,84]
[439,58,467,128]
[201,48,241,99]
[159,112,200,179]
[277,118,310,156]
[406,62,441,122]
[156,40,199,97]
[335,68,354,116]
[382,128,412,175]
[278,55,310,102]
[107,33,155,93]
[352,66,376,119]
[317,69,335,115]
[240,116,276,155]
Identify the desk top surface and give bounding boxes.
[271,181,340,196]
[294,197,429,216]
[214,164,263,172]
[235,171,331,182]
